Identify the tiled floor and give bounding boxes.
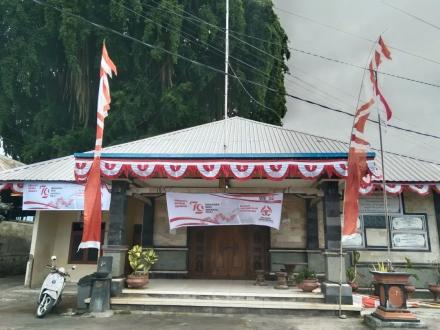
[123,279,323,298]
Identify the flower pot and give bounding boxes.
[404,284,416,298]
[349,281,359,292]
[299,279,319,292]
[126,274,149,289]
[428,284,440,301]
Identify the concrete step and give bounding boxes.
[120,288,325,303]
[111,296,361,316]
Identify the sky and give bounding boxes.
[273,0,440,163]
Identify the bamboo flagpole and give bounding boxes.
[338,41,376,319]
[338,36,393,317]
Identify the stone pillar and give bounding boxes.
[306,199,319,250]
[320,181,352,304]
[141,199,155,248]
[433,193,440,246]
[102,181,129,277]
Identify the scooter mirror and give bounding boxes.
[51,256,57,261]
[72,265,76,270]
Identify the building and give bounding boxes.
[0,117,438,301]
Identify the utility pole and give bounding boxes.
[223,0,229,152]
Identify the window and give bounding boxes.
[68,222,105,264]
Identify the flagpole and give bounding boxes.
[338,41,377,319]
[376,96,391,260]
[223,0,229,153]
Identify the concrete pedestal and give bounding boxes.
[102,245,128,278]
[89,278,111,313]
[364,314,427,329]
[321,282,353,305]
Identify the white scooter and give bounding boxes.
[36,256,76,318]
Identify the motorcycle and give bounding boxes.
[36,256,76,318]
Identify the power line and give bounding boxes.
[142,0,440,89]
[292,48,440,88]
[229,63,281,120]
[382,1,440,31]
[274,4,440,66]
[31,0,440,142]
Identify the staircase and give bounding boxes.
[110,279,361,315]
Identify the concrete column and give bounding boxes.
[102,181,129,277]
[306,199,319,250]
[320,181,352,304]
[141,199,155,248]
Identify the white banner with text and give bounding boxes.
[23,182,111,211]
[166,192,283,230]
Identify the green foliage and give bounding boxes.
[0,0,290,163]
[294,267,316,283]
[128,245,158,275]
[346,266,356,283]
[404,257,419,281]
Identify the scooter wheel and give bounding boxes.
[36,293,55,318]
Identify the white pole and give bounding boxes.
[223,0,229,152]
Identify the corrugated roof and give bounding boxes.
[0,117,438,182]
[0,155,23,172]
[100,117,349,155]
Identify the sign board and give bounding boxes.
[23,182,111,211]
[392,216,424,230]
[166,192,283,230]
[392,233,426,248]
[359,193,400,214]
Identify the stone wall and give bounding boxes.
[0,221,33,276]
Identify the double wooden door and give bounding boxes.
[188,226,269,279]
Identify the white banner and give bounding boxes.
[166,192,283,230]
[23,182,111,211]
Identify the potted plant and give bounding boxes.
[402,257,419,297]
[126,245,158,289]
[295,267,319,292]
[346,251,360,292]
[428,260,440,301]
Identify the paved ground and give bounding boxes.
[0,275,438,330]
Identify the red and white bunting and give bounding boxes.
[100,161,124,178]
[196,164,222,180]
[297,164,325,179]
[263,164,289,180]
[75,161,93,182]
[408,184,431,196]
[229,164,256,180]
[163,164,189,179]
[332,162,348,177]
[130,163,156,179]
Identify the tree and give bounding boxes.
[0,0,289,163]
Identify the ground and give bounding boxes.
[0,275,438,330]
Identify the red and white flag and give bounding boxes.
[79,43,117,250]
[342,36,392,242]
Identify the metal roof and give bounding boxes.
[0,155,23,172]
[0,117,438,182]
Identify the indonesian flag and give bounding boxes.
[342,36,392,242]
[79,43,117,250]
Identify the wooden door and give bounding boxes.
[188,226,269,279]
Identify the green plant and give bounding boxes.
[346,266,356,283]
[404,257,419,281]
[295,267,317,283]
[128,245,158,276]
[370,260,394,272]
[346,250,361,283]
[432,260,440,284]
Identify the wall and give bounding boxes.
[355,192,439,288]
[153,196,187,246]
[270,195,307,248]
[29,211,109,287]
[0,221,33,276]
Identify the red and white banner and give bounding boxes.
[22,182,110,211]
[166,192,283,230]
[79,42,117,251]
